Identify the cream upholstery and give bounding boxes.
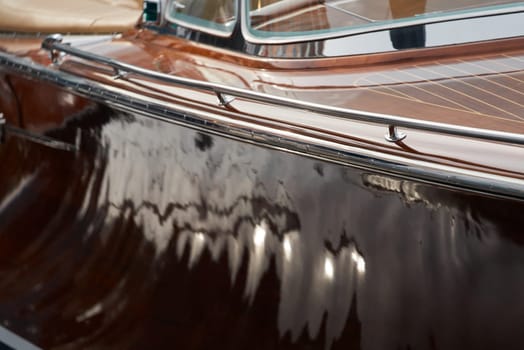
[0,0,143,33]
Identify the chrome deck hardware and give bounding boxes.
[385,125,406,142]
[113,69,129,80]
[41,34,64,64]
[217,93,236,107]
[38,37,524,147]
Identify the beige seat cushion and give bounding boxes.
[0,0,143,33]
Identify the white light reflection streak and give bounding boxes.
[351,250,366,274]
[324,255,335,280]
[195,232,205,243]
[188,232,206,269]
[283,236,292,261]
[254,224,266,247]
[245,222,270,303]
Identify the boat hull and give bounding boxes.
[0,96,524,349]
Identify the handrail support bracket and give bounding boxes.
[385,125,406,142]
[42,34,64,64]
[113,69,129,80]
[217,92,236,107]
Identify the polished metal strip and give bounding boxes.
[1,93,77,152]
[0,326,41,350]
[41,36,524,146]
[5,125,78,152]
[0,50,523,200]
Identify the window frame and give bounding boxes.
[164,0,239,37]
[240,1,524,44]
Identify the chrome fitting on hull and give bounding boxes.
[217,92,236,107]
[41,34,64,64]
[385,125,407,142]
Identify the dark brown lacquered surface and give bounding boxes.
[1,102,524,349]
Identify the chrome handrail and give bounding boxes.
[2,47,523,199]
[42,35,524,146]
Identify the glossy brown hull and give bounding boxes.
[0,101,524,349]
[0,21,524,349]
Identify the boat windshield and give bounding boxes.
[247,0,523,39]
[166,0,237,36]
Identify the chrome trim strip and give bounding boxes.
[40,38,524,146]
[240,2,524,44]
[4,125,79,152]
[0,51,523,200]
[0,325,41,350]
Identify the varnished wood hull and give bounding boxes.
[0,101,524,349]
[0,19,523,349]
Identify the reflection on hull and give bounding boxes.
[0,105,524,349]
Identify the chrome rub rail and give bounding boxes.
[41,35,524,146]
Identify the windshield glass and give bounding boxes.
[167,0,237,35]
[247,0,523,38]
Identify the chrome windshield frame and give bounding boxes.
[240,1,524,45]
[164,0,239,38]
[242,10,524,58]
[161,0,524,54]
